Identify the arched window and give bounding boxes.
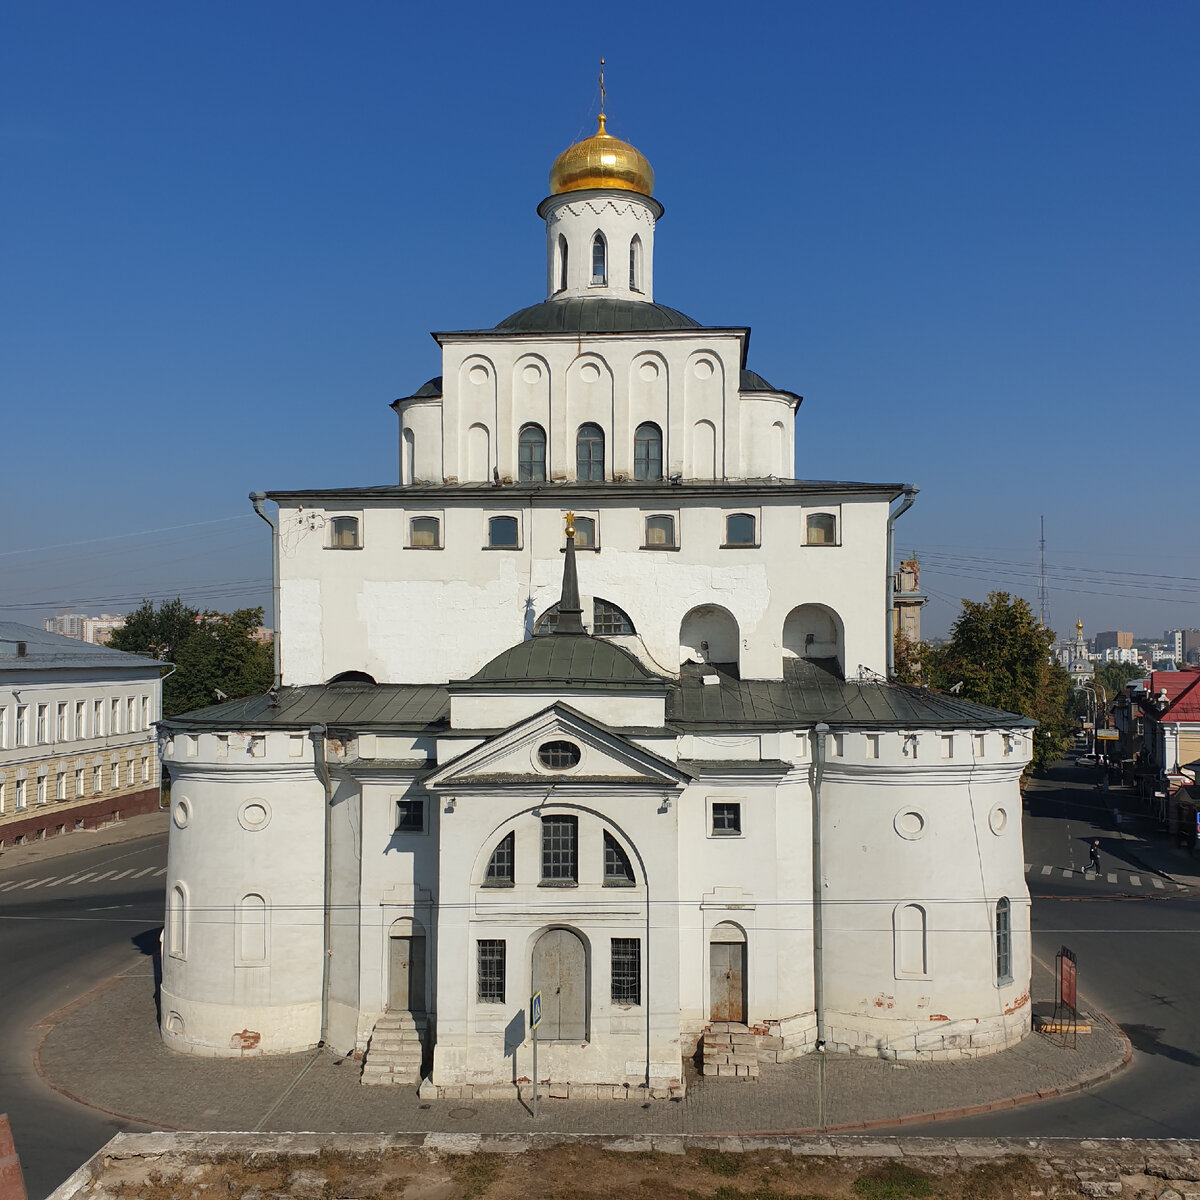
[644,514,675,548]
[592,599,634,635]
[238,893,268,963]
[483,831,514,887]
[517,423,546,482]
[592,233,607,285]
[894,903,927,977]
[806,512,837,546]
[629,236,642,291]
[488,516,519,548]
[168,884,187,958]
[409,516,440,548]
[558,234,568,292]
[570,515,596,548]
[725,513,757,546]
[603,832,635,886]
[328,670,377,686]
[995,897,1012,983]
[576,423,605,481]
[634,422,663,481]
[329,516,360,549]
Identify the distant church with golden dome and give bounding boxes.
[158,98,1036,1100]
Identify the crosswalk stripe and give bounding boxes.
[1040,865,1053,876]
[23,878,53,890]
[90,871,115,882]
[1106,872,1117,884]
[1024,863,1032,872]
[153,868,166,877]
[67,872,95,885]
[110,870,134,881]
[1152,876,1164,889]
[0,880,26,891]
[132,867,156,879]
[1129,874,1141,886]
[1062,868,1073,878]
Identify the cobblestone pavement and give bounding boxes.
[36,955,1127,1137]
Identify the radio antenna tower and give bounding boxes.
[1038,515,1049,630]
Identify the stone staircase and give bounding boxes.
[360,1011,425,1087]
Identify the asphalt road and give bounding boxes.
[2,761,1198,1195]
[0,834,166,1200]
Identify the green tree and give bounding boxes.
[110,599,273,717]
[1091,659,1145,708]
[923,592,1073,773]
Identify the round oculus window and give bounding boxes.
[538,740,581,771]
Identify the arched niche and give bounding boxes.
[692,419,716,479]
[680,604,739,670]
[388,916,427,1014]
[782,604,844,675]
[466,423,491,482]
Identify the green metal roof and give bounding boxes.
[463,633,665,689]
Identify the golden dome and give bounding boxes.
[549,113,654,197]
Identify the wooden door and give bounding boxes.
[389,935,426,1013]
[531,928,587,1041]
[709,940,746,1023]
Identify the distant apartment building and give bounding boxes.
[43,612,127,646]
[1094,630,1133,653]
[1,623,163,847]
[1103,647,1141,665]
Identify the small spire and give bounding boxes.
[599,57,606,117]
[555,511,585,635]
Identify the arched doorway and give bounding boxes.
[531,928,588,1041]
[709,922,746,1024]
[680,604,739,669]
[388,918,427,1014]
[782,604,844,675]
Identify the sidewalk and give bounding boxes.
[35,954,1129,1138]
[1102,782,1200,891]
[0,810,168,873]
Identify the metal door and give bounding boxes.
[531,928,587,1041]
[388,935,426,1014]
[709,940,746,1023]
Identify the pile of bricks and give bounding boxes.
[700,1022,761,1078]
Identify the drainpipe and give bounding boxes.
[885,487,918,678]
[250,492,281,691]
[309,723,334,1046]
[811,723,830,1048]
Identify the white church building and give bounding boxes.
[158,109,1034,1099]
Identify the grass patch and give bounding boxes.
[451,1152,503,1199]
[851,1162,933,1200]
[960,1156,1040,1200]
[696,1150,744,1177]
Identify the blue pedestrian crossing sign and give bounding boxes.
[531,990,542,1031]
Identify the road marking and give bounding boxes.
[1041,865,1053,876]
[0,880,27,891]
[153,868,166,877]
[1024,863,1032,873]
[1152,877,1164,889]
[110,870,134,880]
[1106,872,1117,884]
[1129,875,1141,887]
[131,867,156,879]
[67,872,96,885]
[22,878,54,890]
[90,871,115,882]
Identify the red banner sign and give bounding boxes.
[1060,954,1077,1012]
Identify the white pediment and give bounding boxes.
[425,703,688,791]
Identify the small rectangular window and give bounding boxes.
[93,700,103,737]
[76,701,86,739]
[37,776,47,805]
[142,756,151,783]
[111,763,120,790]
[16,780,27,810]
[477,939,506,1003]
[806,512,838,546]
[643,514,676,549]
[0,706,6,749]
[141,696,150,728]
[724,513,757,546]
[126,697,136,732]
[395,798,426,833]
[409,516,441,548]
[57,772,67,800]
[93,766,103,794]
[487,515,520,548]
[329,515,361,549]
[16,705,29,746]
[611,938,641,1005]
[56,703,68,740]
[541,815,578,883]
[75,769,85,797]
[37,704,49,743]
[110,698,120,734]
[711,802,742,836]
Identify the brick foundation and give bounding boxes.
[0,787,161,848]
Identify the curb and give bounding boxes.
[0,813,168,875]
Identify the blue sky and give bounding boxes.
[3,1,1197,640]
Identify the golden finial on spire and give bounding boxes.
[1076,618,1084,638]
[565,510,576,538]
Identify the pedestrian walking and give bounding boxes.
[1089,840,1101,873]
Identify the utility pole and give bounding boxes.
[1038,516,1049,631]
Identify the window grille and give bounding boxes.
[395,799,425,833]
[477,939,506,1003]
[538,741,581,770]
[484,831,514,886]
[995,897,1012,982]
[541,815,578,882]
[611,938,641,1005]
[576,423,605,481]
[634,422,663,481]
[518,424,547,482]
[592,600,634,636]
[711,802,742,835]
[535,605,560,635]
[603,832,635,886]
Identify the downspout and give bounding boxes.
[309,723,334,1046]
[811,722,830,1048]
[886,486,918,677]
[250,492,281,691]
